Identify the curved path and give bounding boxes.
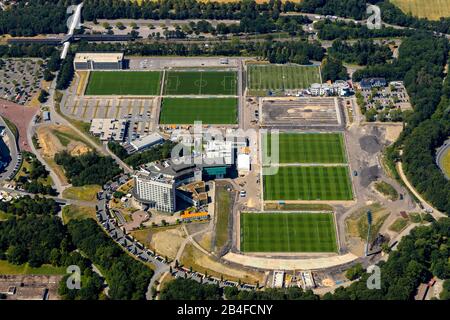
[222,252,358,271]
[396,162,446,220]
[436,139,450,180]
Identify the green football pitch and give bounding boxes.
[163,71,237,95]
[240,212,337,252]
[263,166,353,201]
[159,98,238,124]
[262,132,347,164]
[247,64,321,94]
[85,71,161,95]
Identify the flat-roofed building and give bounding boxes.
[129,132,164,153]
[89,118,127,141]
[74,52,124,70]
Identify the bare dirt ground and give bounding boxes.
[36,124,91,158]
[0,99,38,152]
[132,226,186,260]
[181,244,265,284]
[35,124,92,185]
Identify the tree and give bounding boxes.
[321,57,348,82]
[37,90,48,103]
[346,263,365,280]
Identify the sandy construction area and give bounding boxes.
[36,124,91,158]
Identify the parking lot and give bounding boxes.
[0,58,44,105]
[62,96,157,143]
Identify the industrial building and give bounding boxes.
[73,52,124,71]
[89,118,127,141]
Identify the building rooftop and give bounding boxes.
[130,132,164,151]
[89,118,127,141]
[74,52,124,63]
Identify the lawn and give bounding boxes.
[374,181,399,201]
[247,64,321,95]
[214,185,233,251]
[159,98,238,124]
[164,71,237,95]
[0,260,66,275]
[62,185,101,202]
[440,147,450,178]
[240,212,337,252]
[263,132,346,164]
[391,0,450,20]
[61,205,97,224]
[85,71,162,95]
[263,166,353,200]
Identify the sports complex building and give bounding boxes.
[73,52,124,71]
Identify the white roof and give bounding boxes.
[130,132,164,150]
[237,153,250,171]
[74,52,124,63]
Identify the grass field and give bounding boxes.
[240,212,337,252]
[62,185,101,202]
[263,132,346,164]
[164,71,237,95]
[391,0,450,20]
[85,71,161,95]
[159,98,237,124]
[0,260,66,275]
[439,147,450,178]
[263,166,353,200]
[61,205,96,225]
[247,64,321,95]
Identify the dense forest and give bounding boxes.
[321,57,348,81]
[0,196,60,216]
[67,218,153,300]
[316,20,414,40]
[54,151,122,186]
[73,38,324,65]
[0,215,67,266]
[328,39,392,66]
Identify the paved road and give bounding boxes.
[0,186,97,207]
[0,116,19,180]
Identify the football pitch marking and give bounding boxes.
[163,71,237,96]
[261,132,353,201]
[240,211,338,253]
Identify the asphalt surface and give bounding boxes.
[0,116,19,180]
